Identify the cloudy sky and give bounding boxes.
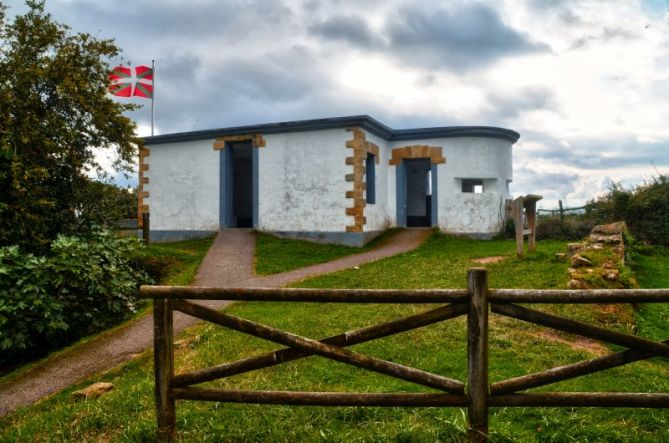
[5,0,669,207]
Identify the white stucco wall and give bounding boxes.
[144,139,220,231]
[258,129,351,232]
[389,136,513,234]
[145,128,514,240]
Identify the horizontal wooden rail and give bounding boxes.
[173,299,465,394]
[490,288,669,303]
[140,285,470,303]
[173,303,467,387]
[172,388,469,407]
[490,393,669,408]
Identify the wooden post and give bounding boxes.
[142,212,150,244]
[525,200,537,252]
[558,200,564,228]
[511,197,524,257]
[154,298,175,441]
[467,268,489,442]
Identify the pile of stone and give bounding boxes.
[557,222,628,289]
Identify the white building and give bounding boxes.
[140,115,519,246]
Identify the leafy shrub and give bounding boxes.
[0,230,151,365]
[587,175,669,247]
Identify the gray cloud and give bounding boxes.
[511,167,579,202]
[484,87,558,124]
[308,15,380,47]
[386,1,549,71]
[519,131,669,171]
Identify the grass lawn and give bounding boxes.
[1,233,667,442]
[140,236,216,286]
[634,246,669,341]
[254,229,397,275]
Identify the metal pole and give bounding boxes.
[151,59,155,136]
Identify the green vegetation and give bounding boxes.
[0,231,149,366]
[0,1,139,253]
[587,175,669,247]
[254,230,396,275]
[2,233,667,442]
[137,236,215,286]
[0,235,213,380]
[635,246,669,341]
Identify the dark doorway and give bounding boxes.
[404,159,432,227]
[230,142,253,228]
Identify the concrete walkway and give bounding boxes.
[0,228,430,417]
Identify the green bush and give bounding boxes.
[587,175,669,247]
[0,230,150,365]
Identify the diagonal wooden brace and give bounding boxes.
[491,339,669,395]
[491,303,669,358]
[173,303,467,387]
[173,300,465,394]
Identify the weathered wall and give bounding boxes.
[389,136,512,235]
[145,129,514,242]
[144,139,220,232]
[258,129,350,232]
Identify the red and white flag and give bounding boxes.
[109,65,153,98]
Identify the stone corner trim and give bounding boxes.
[389,145,446,165]
[138,145,150,227]
[213,133,266,149]
[344,127,379,233]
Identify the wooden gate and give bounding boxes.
[139,269,669,442]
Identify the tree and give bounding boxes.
[0,0,139,252]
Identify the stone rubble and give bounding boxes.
[556,222,628,289]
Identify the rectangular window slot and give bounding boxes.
[366,154,376,204]
[462,179,484,193]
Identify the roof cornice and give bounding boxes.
[143,115,520,145]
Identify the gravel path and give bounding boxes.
[0,228,430,417]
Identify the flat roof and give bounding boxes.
[143,115,520,145]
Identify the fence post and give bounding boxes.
[154,298,175,441]
[467,268,489,442]
[558,200,564,229]
[142,212,150,244]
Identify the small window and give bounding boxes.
[366,154,376,204]
[462,179,483,193]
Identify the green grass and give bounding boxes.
[141,236,215,286]
[254,229,397,275]
[634,246,669,341]
[1,234,668,442]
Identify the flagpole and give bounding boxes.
[151,59,155,136]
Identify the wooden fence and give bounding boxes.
[139,269,669,442]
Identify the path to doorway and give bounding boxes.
[0,228,431,417]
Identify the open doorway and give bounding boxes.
[404,158,433,227]
[221,141,255,228]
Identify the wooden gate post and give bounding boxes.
[154,298,175,442]
[467,268,489,442]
